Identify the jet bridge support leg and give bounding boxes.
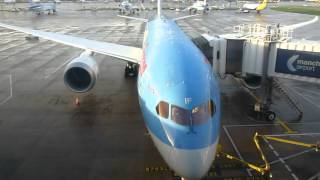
[255,41,277,121]
[258,77,276,121]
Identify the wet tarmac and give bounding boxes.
[0,3,320,180]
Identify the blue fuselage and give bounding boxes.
[137,17,221,179]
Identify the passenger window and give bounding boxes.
[208,100,216,117]
[156,101,169,119]
[192,103,210,125]
[171,105,190,126]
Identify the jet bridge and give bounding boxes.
[199,17,320,121]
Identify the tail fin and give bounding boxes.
[157,0,161,18]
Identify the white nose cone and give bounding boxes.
[149,131,218,180]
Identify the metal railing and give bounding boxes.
[233,23,293,42]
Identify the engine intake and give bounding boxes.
[64,51,98,93]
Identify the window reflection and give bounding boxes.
[171,105,190,125]
[192,103,210,125]
[156,101,169,119]
[156,99,216,126]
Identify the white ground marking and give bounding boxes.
[248,148,314,172]
[267,149,314,166]
[308,172,320,180]
[226,124,320,175]
[44,55,78,79]
[262,137,299,180]
[0,74,12,106]
[223,126,252,176]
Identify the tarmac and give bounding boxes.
[0,3,320,180]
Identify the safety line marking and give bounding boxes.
[249,148,314,173]
[276,117,296,134]
[223,126,252,176]
[263,137,299,180]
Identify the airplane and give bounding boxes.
[0,0,220,179]
[3,0,19,12]
[185,0,211,14]
[28,0,57,15]
[241,0,268,13]
[118,0,141,15]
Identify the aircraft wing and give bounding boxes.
[0,22,142,64]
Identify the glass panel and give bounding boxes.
[171,105,190,125]
[156,101,169,119]
[192,103,210,125]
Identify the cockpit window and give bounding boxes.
[156,101,169,119]
[171,105,190,125]
[192,103,210,125]
[158,99,216,126]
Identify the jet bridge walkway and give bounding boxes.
[199,16,320,121]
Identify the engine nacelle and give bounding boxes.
[241,74,262,90]
[64,51,98,93]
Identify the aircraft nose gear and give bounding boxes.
[266,111,276,122]
[124,62,138,78]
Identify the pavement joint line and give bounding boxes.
[263,137,299,180]
[293,86,320,98]
[44,54,79,79]
[0,74,12,106]
[290,86,320,109]
[222,126,252,176]
[0,41,29,52]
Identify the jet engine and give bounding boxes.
[241,74,262,90]
[64,51,98,93]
